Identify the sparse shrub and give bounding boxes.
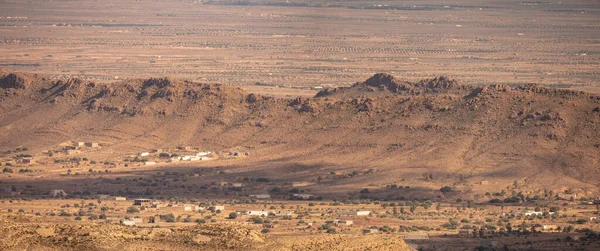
[160,213,176,223]
[250,217,263,224]
[440,186,454,193]
[503,197,521,203]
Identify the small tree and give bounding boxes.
[229,212,238,219]
[127,206,139,213]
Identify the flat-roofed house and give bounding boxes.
[133,198,152,206]
[356,211,371,216]
[85,142,99,147]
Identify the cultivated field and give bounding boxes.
[0,0,599,91]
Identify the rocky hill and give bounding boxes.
[1,70,600,195]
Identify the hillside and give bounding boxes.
[0,214,415,251]
[1,70,600,198]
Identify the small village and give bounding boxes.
[2,192,600,249]
[1,141,600,250]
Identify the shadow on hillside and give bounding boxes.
[0,161,461,201]
[0,157,549,201]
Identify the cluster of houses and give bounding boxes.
[169,152,213,162]
[73,141,99,148]
[133,149,214,166]
[132,198,224,213]
[65,141,99,155]
[508,210,556,217]
[120,198,301,227]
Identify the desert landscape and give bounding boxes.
[0,0,599,250]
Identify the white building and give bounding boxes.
[138,152,149,157]
[356,211,371,216]
[181,156,202,161]
[247,211,269,216]
[196,151,212,157]
[524,211,543,216]
[183,205,197,212]
[121,219,136,226]
[250,194,271,199]
[144,161,156,166]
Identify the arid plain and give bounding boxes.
[0,0,599,91]
[1,0,600,250]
